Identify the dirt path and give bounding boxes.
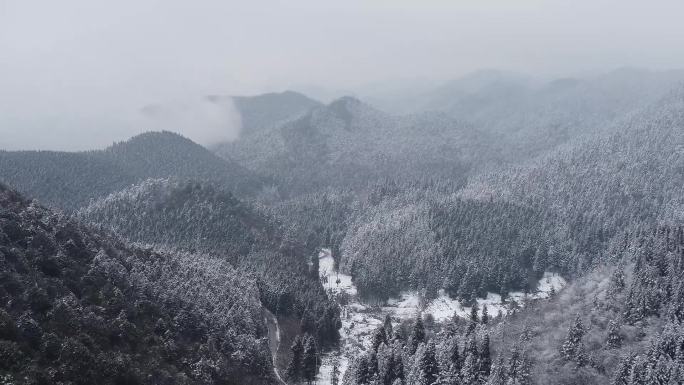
[264,308,287,385]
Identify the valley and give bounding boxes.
[2,69,684,385]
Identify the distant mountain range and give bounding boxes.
[217,94,496,196]
[370,68,684,159]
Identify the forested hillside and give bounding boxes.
[461,86,684,240]
[340,226,684,385]
[0,183,276,384]
[4,0,684,383]
[78,179,341,348]
[0,131,263,210]
[216,96,496,196]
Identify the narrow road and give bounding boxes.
[264,308,287,385]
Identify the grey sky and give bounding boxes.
[2,0,684,150]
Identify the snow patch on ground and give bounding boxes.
[316,248,567,383]
[537,272,567,296]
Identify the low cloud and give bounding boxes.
[139,97,242,147]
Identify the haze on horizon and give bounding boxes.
[2,0,684,151]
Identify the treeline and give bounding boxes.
[340,225,684,385]
[0,184,276,384]
[339,181,577,301]
[461,87,684,267]
[342,310,495,385]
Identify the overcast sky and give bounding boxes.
[2,0,684,150]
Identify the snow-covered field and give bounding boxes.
[319,250,357,296]
[316,249,566,383]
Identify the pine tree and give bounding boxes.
[302,334,318,384]
[460,353,479,384]
[384,314,393,339]
[410,314,426,354]
[392,347,405,383]
[372,326,387,352]
[354,355,371,385]
[486,355,507,385]
[419,341,439,385]
[532,248,547,273]
[393,326,405,343]
[481,304,489,325]
[367,350,380,381]
[560,315,587,366]
[464,335,478,359]
[506,347,521,381]
[606,319,623,349]
[516,354,532,385]
[479,334,492,378]
[608,265,626,296]
[447,335,461,373]
[378,346,395,385]
[331,362,340,385]
[470,302,479,324]
[300,311,316,335]
[286,335,304,382]
[611,354,634,385]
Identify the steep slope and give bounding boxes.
[336,181,572,301]
[217,96,495,196]
[0,131,263,210]
[0,183,275,384]
[461,85,684,236]
[78,179,341,348]
[483,226,684,385]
